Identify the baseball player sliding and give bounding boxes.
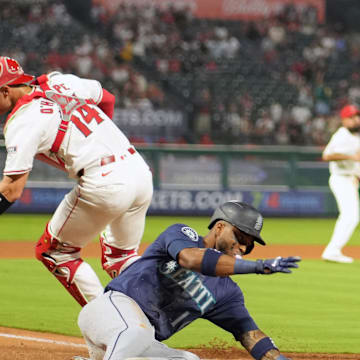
[77,201,300,360]
[321,104,360,263]
[0,56,153,305]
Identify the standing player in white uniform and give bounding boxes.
[0,56,153,305]
[321,104,360,263]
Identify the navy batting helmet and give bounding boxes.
[208,201,266,245]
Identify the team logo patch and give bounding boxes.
[5,57,22,74]
[159,260,179,275]
[6,146,17,154]
[254,215,263,231]
[181,227,198,242]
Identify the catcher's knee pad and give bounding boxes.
[35,223,56,261]
[100,235,140,279]
[36,223,82,258]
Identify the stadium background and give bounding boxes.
[1,2,360,359]
[1,0,360,217]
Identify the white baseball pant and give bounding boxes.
[45,153,153,302]
[323,174,359,255]
[78,291,200,360]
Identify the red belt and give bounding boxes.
[78,147,136,177]
[100,155,116,166]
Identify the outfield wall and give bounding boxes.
[8,186,337,217]
[1,143,338,216]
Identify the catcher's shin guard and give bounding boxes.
[35,226,88,306]
[100,235,140,279]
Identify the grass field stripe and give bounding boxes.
[0,332,87,348]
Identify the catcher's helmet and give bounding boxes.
[208,201,266,245]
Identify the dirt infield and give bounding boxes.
[1,326,359,360]
[1,242,359,360]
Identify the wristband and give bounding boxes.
[250,337,278,360]
[201,248,222,276]
[0,193,14,214]
[234,258,258,274]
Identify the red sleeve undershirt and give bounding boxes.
[98,88,115,119]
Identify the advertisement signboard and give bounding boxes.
[113,108,187,140]
[9,187,336,216]
[94,0,325,22]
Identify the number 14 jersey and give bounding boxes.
[3,72,131,179]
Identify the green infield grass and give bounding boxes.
[0,258,359,353]
[1,214,360,354]
[1,213,360,245]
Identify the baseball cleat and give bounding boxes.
[72,357,91,360]
[321,252,354,263]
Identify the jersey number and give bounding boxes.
[71,104,104,137]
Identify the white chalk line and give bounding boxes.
[0,332,87,348]
[0,332,226,359]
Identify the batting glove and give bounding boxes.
[256,256,301,274]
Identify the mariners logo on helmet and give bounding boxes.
[181,226,198,242]
[254,214,263,231]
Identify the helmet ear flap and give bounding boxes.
[243,242,254,255]
[208,219,216,230]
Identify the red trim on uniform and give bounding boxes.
[3,168,31,174]
[56,189,80,238]
[35,74,50,87]
[35,154,66,172]
[128,147,135,155]
[35,153,66,172]
[5,90,44,127]
[4,73,55,127]
[97,88,115,119]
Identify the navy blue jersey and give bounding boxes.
[105,224,258,341]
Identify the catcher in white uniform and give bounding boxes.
[0,56,153,305]
[322,104,360,263]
